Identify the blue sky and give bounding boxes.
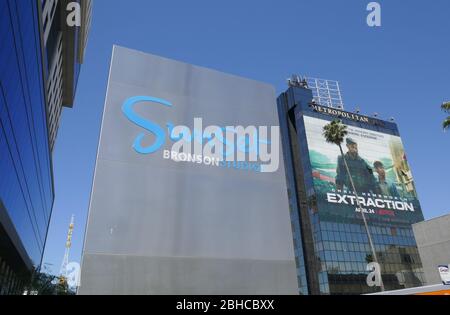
[42,0,450,275]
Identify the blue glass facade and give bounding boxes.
[278,86,425,295]
[278,91,310,295]
[0,0,54,290]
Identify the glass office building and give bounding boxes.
[0,0,91,294]
[0,0,53,294]
[42,0,92,151]
[277,84,426,295]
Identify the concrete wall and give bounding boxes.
[413,214,450,285]
[78,46,298,295]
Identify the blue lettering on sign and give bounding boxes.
[122,95,272,163]
[122,96,173,154]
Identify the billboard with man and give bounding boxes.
[303,116,424,224]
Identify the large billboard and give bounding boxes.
[79,46,298,295]
[303,116,424,224]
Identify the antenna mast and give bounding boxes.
[59,215,75,279]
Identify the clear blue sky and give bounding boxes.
[42,0,450,275]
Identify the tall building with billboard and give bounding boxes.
[277,78,426,295]
[79,46,298,295]
[0,0,91,294]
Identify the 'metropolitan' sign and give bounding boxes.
[79,46,298,295]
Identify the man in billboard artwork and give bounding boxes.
[335,138,380,194]
[304,116,424,224]
[373,161,400,198]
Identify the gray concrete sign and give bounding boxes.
[78,46,298,295]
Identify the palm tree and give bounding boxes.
[442,102,450,130]
[323,119,384,291]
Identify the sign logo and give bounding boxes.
[309,104,371,124]
[122,96,280,173]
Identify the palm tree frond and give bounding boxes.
[444,116,450,130]
[323,119,348,145]
[442,102,450,113]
